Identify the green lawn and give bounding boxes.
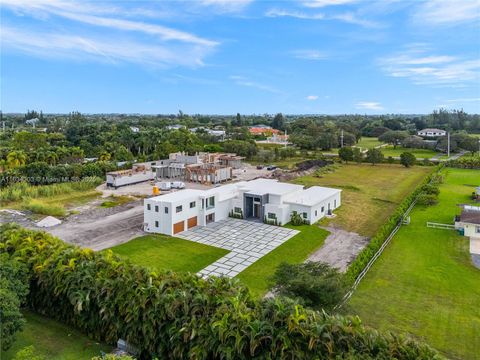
[292,163,432,236]
[1,311,110,360]
[236,224,329,297]
[108,234,229,273]
[348,168,480,360]
[355,137,384,149]
[381,146,438,159]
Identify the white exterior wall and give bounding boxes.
[463,223,480,238]
[264,203,290,225]
[108,171,153,188]
[287,192,341,224]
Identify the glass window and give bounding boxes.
[207,196,215,208]
[176,205,182,213]
[147,204,151,210]
[302,212,307,219]
[315,210,317,216]
[155,205,159,212]
[190,201,196,208]
[321,206,324,212]
[234,207,242,213]
[155,221,159,227]
[268,212,276,219]
[165,207,168,214]
[476,226,480,234]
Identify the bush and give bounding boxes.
[400,152,416,168]
[290,212,306,226]
[0,224,441,359]
[271,262,347,312]
[13,346,45,360]
[447,155,480,169]
[421,184,440,196]
[417,193,438,206]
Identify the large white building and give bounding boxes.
[417,128,446,137]
[144,178,341,235]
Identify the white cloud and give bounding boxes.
[306,95,319,100]
[303,0,358,8]
[292,49,328,60]
[198,0,254,13]
[355,101,383,110]
[380,48,480,86]
[412,0,480,26]
[229,75,280,93]
[265,7,380,27]
[446,98,480,103]
[0,0,218,68]
[1,26,212,68]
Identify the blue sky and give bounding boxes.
[1,0,479,114]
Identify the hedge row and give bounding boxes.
[345,166,441,283]
[0,224,441,360]
[446,156,480,169]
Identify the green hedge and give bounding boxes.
[0,225,441,359]
[446,155,480,169]
[345,166,440,283]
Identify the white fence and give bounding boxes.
[426,222,456,230]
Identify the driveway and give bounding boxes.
[176,219,299,278]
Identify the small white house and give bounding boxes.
[144,178,341,235]
[417,128,446,137]
[455,205,480,259]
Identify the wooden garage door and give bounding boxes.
[173,221,185,234]
[187,216,197,229]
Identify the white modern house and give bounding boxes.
[455,205,480,267]
[144,178,341,235]
[417,128,446,137]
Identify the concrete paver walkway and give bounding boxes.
[177,219,299,278]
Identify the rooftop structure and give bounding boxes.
[417,128,446,137]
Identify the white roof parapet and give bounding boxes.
[284,186,341,206]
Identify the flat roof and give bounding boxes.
[239,178,303,196]
[285,186,341,206]
[148,189,204,202]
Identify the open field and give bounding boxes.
[236,224,329,297]
[292,164,432,236]
[1,311,110,360]
[380,146,438,159]
[348,168,480,360]
[109,234,229,273]
[355,137,383,149]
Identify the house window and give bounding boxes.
[147,204,151,210]
[476,226,480,234]
[321,206,324,212]
[165,207,168,214]
[155,221,159,227]
[190,201,196,208]
[207,196,215,209]
[302,212,307,219]
[315,210,317,216]
[155,205,159,212]
[176,205,182,213]
[268,212,276,219]
[234,207,242,213]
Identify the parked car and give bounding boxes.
[171,181,186,189]
[266,165,277,171]
[256,165,264,170]
[156,182,171,191]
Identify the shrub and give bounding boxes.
[0,224,441,359]
[271,262,347,312]
[421,184,440,196]
[290,212,306,226]
[400,152,416,168]
[13,346,45,360]
[387,156,395,164]
[417,193,438,206]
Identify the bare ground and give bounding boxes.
[307,225,369,272]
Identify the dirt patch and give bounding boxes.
[307,225,369,272]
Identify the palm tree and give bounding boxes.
[99,151,111,161]
[45,151,58,165]
[7,151,27,168]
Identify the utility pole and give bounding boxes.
[284,129,287,149]
[340,129,344,148]
[447,132,450,158]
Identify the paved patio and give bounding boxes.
[176,218,299,278]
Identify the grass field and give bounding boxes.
[292,163,432,236]
[381,146,438,159]
[236,224,329,297]
[355,137,383,149]
[348,168,480,360]
[109,234,229,273]
[1,311,110,360]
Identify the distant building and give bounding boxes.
[455,204,480,268]
[249,126,280,136]
[417,128,446,137]
[25,118,39,127]
[190,127,226,139]
[166,124,185,130]
[130,126,140,133]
